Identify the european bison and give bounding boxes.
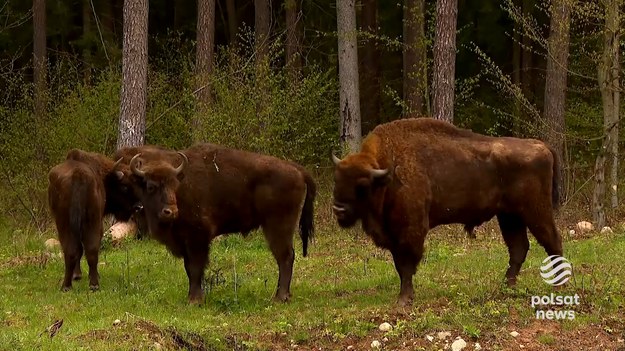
[331,118,563,305]
[48,149,138,291]
[118,143,316,304]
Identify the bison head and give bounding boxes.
[331,154,391,228]
[129,152,188,222]
[104,158,143,222]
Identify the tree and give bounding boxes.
[432,0,458,123]
[359,0,380,133]
[33,0,46,122]
[285,0,303,81]
[542,0,571,201]
[403,0,428,118]
[226,0,238,44]
[337,0,361,152]
[82,0,93,84]
[194,0,216,116]
[592,0,620,228]
[255,0,271,63]
[117,0,149,149]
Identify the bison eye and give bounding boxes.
[147,183,156,194]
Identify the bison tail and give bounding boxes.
[298,169,316,257]
[548,145,561,210]
[69,176,89,244]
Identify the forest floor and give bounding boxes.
[1,191,624,350]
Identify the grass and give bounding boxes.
[0,199,624,350]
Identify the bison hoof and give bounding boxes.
[89,284,100,291]
[505,277,517,287]
[188,297,204,305]
[72,274,82,281]
[61,286,72,292]
[272,293,291,303]
[396,295,414,307]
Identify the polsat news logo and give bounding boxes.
[531,255,579,320]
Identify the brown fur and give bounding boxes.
[48,149,138,291]
[332,118,563,305]
[118,143,316,304]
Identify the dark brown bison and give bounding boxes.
[331,118,563,305]
[118,143,316,304]
[48,149,139,291]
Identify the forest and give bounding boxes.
[0,0,624,350]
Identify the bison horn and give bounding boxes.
[174,152,188,175]
[129,153,146,178]
[112,157,123,170]
[370,168,389,178]
[331,154,342,166]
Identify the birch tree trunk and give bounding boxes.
[432,0,458,123]
[337,0,361,152]
[117,0,148,148]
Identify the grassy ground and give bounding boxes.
[1,192,624,350]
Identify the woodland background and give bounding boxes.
[0,0,622,231]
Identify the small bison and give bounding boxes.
[118,143,316,304]
[331,118,563,305]
[48,149,138,291]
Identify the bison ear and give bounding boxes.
[115,170,124,180]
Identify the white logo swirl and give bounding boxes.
[540,255,572,286]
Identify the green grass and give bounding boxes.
[0,212,624,350]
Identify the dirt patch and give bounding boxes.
[78,319,212,350]
[0,251,57,269]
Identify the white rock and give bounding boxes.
[379,322,393,332]
[154,342,162,350]
[113,319,121,326]
[109,220,138,241]
[510,331,519,337]
[437,331,451,340]
[451,338,467,351]
[601,226,613,234]
[347,346,354,350]
[576,221,594,232]
[382,337,388,342]
[568,229,576,236]
[44,238,60,250]
[371,340,381,349]
[426,335,434,342]
[617,338,624,343]
[474,343,482,350]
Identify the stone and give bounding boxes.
[378,322,393,332]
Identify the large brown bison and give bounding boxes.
[331,118,563,305]
[48,149,139,291]
[118,143,316,304]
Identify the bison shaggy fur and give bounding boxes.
[331,118,563,305]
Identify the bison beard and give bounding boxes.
[119,143,316,304]
[332,118,563,306]
[48,149,139,292]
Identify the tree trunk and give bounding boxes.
[512,0,521,134]
[33,0,46,122]
[543,0,571,202]
[521,0,534,104]
[359,0,380,133]
[403,0,427,119]
[83,0,92,84]
[117,0,148,149]
[285,0,303,82]
[593,0,620,227]
[255,0,271,63]
[193,0,216,139]
[226,0,238,44]
[337,0,361,153]
[432,0,458,123]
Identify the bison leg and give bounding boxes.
[262,219,296,302]
[83,223,103,291]
[497,213,529,287]
[525,214,563,258]
[72,248,83,280]
[183,246,209,305]
[391,245,423,306]
[61,238,82,292]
